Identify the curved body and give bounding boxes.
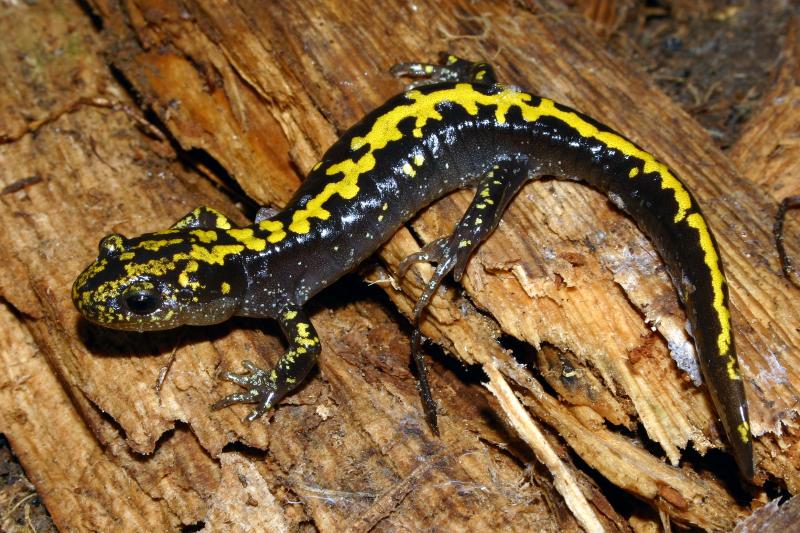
[73,60,753,478]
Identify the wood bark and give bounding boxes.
[0,0,798,531]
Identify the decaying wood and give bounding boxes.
[0,305,174,530]
[1,0,799,531]
[733,494,800,533]
[727,18,800,492]
[730,19,800,202]
[729,18,800,294]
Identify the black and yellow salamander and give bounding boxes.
[72,55,754,479]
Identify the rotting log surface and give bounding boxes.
[0,0,798,531]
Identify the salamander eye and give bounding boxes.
[123,289,161,315]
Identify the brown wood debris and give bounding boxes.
[0,0,798,531]
[733,494,800,533]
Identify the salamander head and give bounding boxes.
[72,230,247,331]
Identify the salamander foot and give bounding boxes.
[212,360,279,422]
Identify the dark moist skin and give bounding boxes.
[72,55,754,479]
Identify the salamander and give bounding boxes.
[72,55,754,479]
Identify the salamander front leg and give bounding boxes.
[399,160,533,433]
[212,305,321,422]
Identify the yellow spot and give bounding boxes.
[192,230,218,243]
[487,171,494,178]
[351,137,366,151]
[258,219,287,243]
[221,282,230,295]
[228,228,266,251]
[296,337,318,348]
[424,65,434,74]
[485,199,494,205]
[475,70,485,81]
[121,254,183,280]
[480,188,490,197]
[189,244,244,265]
[137,238,184,252]
[475,218,482,225]
[727,356,741,381]
[119,252,135,261]
[402,162,416,177]
[477,203,486,209]
[737,421,750,443]
[629,167,639,178]
[297,323,311,338]
[178,260,199,288]
[447,55,457,65]
[215,215,231,230]
[284,310,298,320]
[382,203,388,211]
[459,239,471,248]
[413,154,425,166]
[686,213,731,356]
[312,162,322,171]
[378,215,384,222]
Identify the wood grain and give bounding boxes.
[1,0,798,530]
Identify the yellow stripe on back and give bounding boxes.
[286,84,696,238]
[686,213,732,358]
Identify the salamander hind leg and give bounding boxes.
[212,305,321,422]
[398,160,533,433]
[391,53,497,88]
